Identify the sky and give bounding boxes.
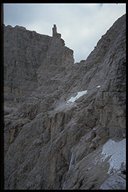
[3,3,126,62]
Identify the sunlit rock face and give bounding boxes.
[4,14,126,190]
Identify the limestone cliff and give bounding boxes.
[4,15,126,190]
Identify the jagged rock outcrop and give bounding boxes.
[4,15,126,190]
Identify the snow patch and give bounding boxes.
[101,139,126,174]
[67,90,87,103]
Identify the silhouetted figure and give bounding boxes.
[52,24,57,37]
[52,24,61,38]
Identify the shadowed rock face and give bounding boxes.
[4,15,126,190]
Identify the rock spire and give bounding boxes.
[52,24,61,38]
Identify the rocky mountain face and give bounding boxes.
[4,15,126,190]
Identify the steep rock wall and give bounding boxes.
[4,15,126,190]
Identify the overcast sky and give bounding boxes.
[4,3,126,62]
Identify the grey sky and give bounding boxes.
[4,3,126,62]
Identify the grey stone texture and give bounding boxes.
[4,15,126,189]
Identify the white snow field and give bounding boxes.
[67,90,88,103]
[101,139,126,174]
